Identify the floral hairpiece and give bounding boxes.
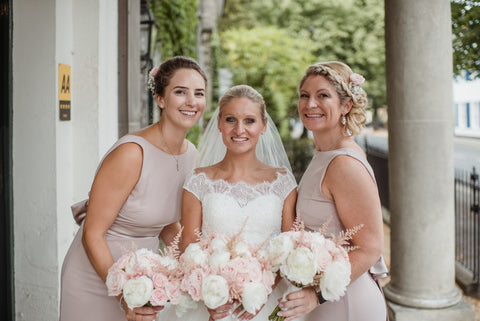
[348,73,365,95]
[147,66,159,96]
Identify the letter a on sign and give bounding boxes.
[58,63,71,121]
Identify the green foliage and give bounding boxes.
[219,27,314,136]
[150,0,198,58]
[451,0,480,78]
[219,0,386,110]
[282,136,315,182]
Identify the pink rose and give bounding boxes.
[312,245,333,271]
[349,73,365,86]
[149,66,159,78]
[150,288,168,306]
[105,268,128,296]
[262,270,275,293]
[165,280,182,304]
[152,273,168,289]
[181,268,205,301]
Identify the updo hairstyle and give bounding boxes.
[298,61,368,136]
[153,56,207,97]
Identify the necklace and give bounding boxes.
[158,125,181,172]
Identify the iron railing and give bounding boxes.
[455,167,480,285]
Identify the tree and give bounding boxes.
[219,0,386,112]
[451,0,480,78]
[150,0,198,58]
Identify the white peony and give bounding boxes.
[233,241,251,257]
[122,276,154,309]
[175,293,198,317]
[201,275,230,309]
[280,246,317,285]
[210,236,228,252]
[124,248,158,275]
[242,282,268,314]
[209,249,231,268]
[265,233,294,270]
[158,255,179,270]
[320,261,351,301]
[183,243,208,270]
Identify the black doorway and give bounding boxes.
[0,0,14,320]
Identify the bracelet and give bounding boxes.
[312,286,326,305]
[315,291,327,305]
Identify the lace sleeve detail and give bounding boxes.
[275,169,297,199]
[183,170,208,201]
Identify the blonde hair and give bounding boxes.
[218,85,267,123]
[298,61,367,136]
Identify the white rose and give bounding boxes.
[209,250,231,268]
[123,276,154,309]
[280,246,317,285]
[201,275,230,309]
[242,282,268,314]
[266,233,294,269]
[175,293,198,317]
[158,255,178,270]
[210,236,228,252]
[125,248,158,275]
[234,241,251,257]
[183,243,208,269]
[310,232,326,248]
[320,261,351,301]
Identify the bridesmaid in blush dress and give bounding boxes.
[277,61,389,321]
[59,56,207,321]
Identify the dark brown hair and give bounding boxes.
[154,56,207,97]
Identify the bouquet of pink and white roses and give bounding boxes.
[105,242,195,316]
[179,229,276,320]
[263,220,362,321]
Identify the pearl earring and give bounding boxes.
[341,114,346,125]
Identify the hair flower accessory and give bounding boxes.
[348,73,365,95]
[147,67,159,96]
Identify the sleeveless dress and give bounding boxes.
[297,148,389,321]
[159,168,298,321]
[59,134,198,321]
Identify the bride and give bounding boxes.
[160,84,298,321]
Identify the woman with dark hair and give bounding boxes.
[60,56,207,321]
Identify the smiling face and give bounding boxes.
[298,75,350,134]
[156,68,206,130]
[218,97,266,155]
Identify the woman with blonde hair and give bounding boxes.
[277,61,389,321]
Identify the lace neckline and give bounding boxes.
[193,167,290,187]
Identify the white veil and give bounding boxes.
[198,107,292,171]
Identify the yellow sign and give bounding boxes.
[58,63,71,121]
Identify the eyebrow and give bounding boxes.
[173,86,205,91]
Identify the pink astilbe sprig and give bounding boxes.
[330,224,364,252]
[160,227,183,260]
[291,216,304,232]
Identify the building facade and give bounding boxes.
[454,73,480,138]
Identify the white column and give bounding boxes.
[13,1,59,320]
[384,0,474,319]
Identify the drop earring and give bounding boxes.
[341,114,346,125]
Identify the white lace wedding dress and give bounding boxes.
[159,168,297,321]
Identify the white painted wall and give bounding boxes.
[453,75,480,137]
[13,0,119,320]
